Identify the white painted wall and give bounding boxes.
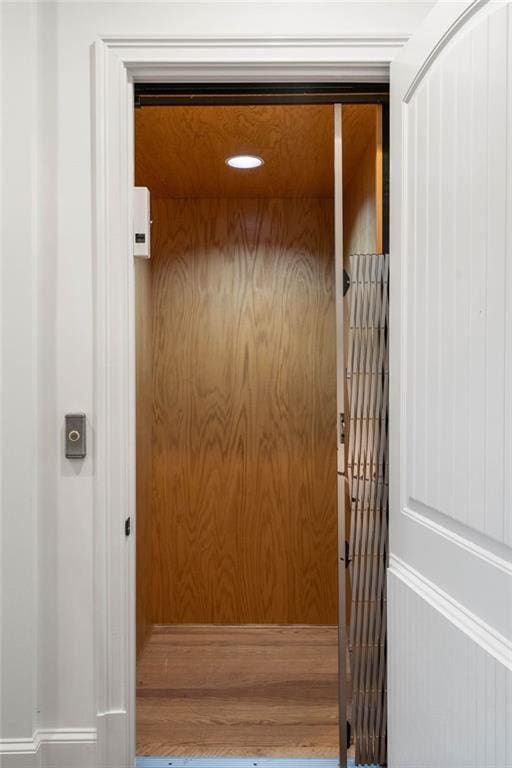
[1,1,40,748]
[0,1,435,765]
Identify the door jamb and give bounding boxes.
[91,34,405,767]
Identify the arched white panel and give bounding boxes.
[403,1,511,548]
[389,2,512,766]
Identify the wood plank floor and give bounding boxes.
[136,625,341,758]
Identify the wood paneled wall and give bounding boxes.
[343,105,382,257]
[135,257,153,656]
[135,104,382,645]
[147,197,338,625]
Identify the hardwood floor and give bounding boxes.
[136,625,341,758]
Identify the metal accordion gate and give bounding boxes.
[345,252,389,766]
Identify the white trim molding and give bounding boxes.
[389,554,512,671]
[0,729,97,768]
[0,729,97,756]
[34,729,97,751]
[101,33,410,49]
[403,501,512,577]
[403,0,486,102]
[99,33,409,82]
[91,32,406,766]
[0,738,36,757]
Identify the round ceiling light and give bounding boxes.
[225,155,264,169]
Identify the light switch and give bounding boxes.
[65,413,86,459]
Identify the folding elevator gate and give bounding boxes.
[346,252,389,767]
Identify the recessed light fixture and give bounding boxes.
[225,155,264,169]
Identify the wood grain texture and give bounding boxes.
[136,625,340,757]
[150,198,338,625]
[375,106,383,254]
[135,257,153,657]
[342,105,379,193]
[342,107,379,259]
[135,105,334,199]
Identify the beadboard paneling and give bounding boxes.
[403,2,512,548]
[388,562,512,768]
[390,3,512,764]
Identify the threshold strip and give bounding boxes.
[136,759,368,768]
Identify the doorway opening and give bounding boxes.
[133,88,388,768]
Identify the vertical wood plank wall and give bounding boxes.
[138,197,338,628]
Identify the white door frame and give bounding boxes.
[91,34,406,766]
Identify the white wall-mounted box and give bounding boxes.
[133,186,151,258]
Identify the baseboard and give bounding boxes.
[0,729,96,768]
